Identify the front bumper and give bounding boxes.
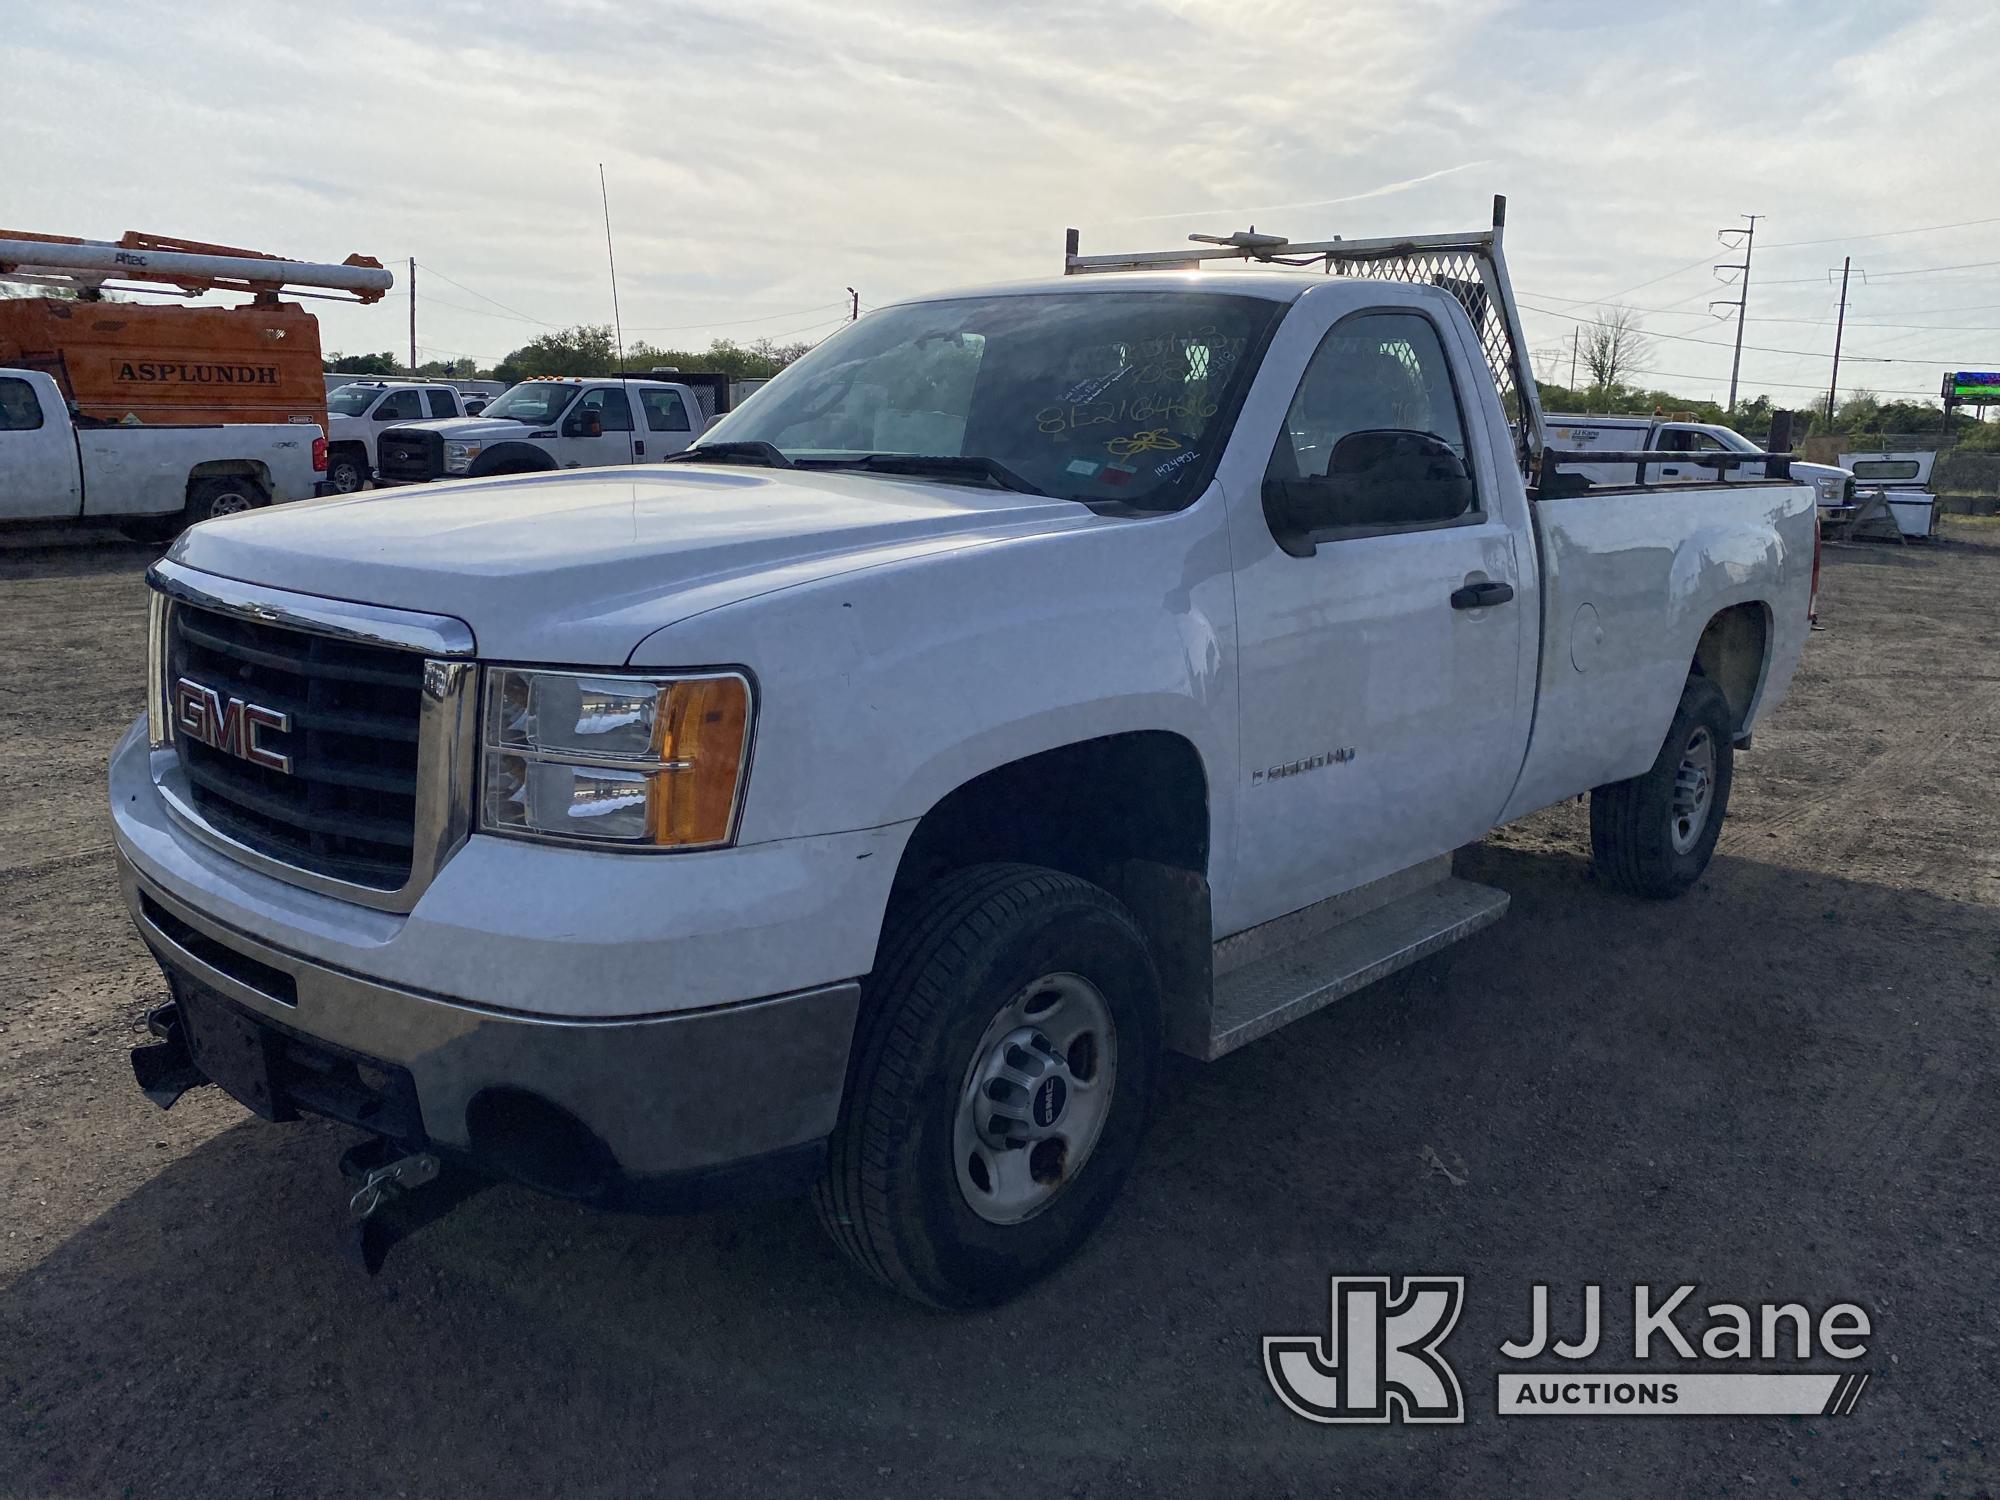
[122,853,860,1205]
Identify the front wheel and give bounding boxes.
[1590,674,1734,898]
[814,864,1162,1308]
[326,450,368,493]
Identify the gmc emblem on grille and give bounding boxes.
[173,677,292,774]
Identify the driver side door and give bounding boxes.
[550,385,638,468]
[1220,298,1530,934]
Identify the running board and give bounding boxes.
[1192,875,1510,1061]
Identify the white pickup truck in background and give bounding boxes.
[370,375,708,482]
[1549,414,1855,513]
[111,199,1817,1305]
[323,380,472,493]
[0,367,326,540]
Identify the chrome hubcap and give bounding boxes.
[954,972,1116,1225]
[208,489,255,516]
[1670,726,1715,854]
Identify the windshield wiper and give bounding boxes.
[664,440,797,470]
[803,453,1044,495]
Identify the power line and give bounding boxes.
[1758,215,2000,250]
[1757,257,2000,287]
[1517,299,1897,362]
[413,262,558,327]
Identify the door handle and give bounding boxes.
[1450,580,1515,610]
[634,440,646,457]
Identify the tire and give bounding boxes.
[185,476,267,526]
[326,450,368,493]
[814,863,1162,1308]
[1590,675,1734,898]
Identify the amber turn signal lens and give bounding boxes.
[647,676,752,847]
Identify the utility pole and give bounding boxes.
[1711,213,1761,415]
[847,286,859,322]
[1569,327,1579,390]
[1826,256,1852,424]
[408,257,417,372]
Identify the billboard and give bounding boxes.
[1945,371,2000,402]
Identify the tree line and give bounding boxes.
[323,326,815,384]
[1534,303,1995,449]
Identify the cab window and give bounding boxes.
[641,389,691,432]
[426,390,457,419]
[1262,310,1477,542]
[579,387,634,432]
[374,390,423,421]
[0,376,45,431]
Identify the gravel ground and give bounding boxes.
[1,522,1996,1498]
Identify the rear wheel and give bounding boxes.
[814,863,1161,1308]
[185,476,267,526]
[1590,674,1734,898]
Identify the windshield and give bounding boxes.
[698,291,1286,505]
[327,385,382,416]
[479,383,580,424]
[1709,427,1760,453]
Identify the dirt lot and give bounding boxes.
[2,525,1996,1498]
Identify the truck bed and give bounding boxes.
[1499,478,1817,822]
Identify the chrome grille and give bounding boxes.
[167,603,425,888]
[376,428,442,481]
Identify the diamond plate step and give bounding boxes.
[1200,876,1510,1061]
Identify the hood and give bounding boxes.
[165,465,1100,662]
[381,416,525,442]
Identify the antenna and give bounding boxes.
[598,163,624,366]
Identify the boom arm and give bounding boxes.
[0,230,392,304]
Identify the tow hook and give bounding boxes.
[337,1137,485,1275]
[130,1001,207,1110]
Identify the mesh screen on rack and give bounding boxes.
[1327,251,1520,420]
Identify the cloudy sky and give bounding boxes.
[10,0,1997,408]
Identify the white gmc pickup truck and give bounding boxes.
[110,201,1817,1305]
[1,367,327,540]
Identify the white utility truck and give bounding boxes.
[323,381,472,492]
[0,367,327,540]
[369,375,708,483]
[111,199,1818,1305]
[1549,413,1855,513]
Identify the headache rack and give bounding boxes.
[1065,196,1800,498]
[1064,193,1546,478]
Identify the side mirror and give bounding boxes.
[567,412,604,438]
[371,406,400,421]
[1263,428,1474,556]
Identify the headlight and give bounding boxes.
[479,668,752,849]
[444,441,482,474]
[1813,477,1843,504]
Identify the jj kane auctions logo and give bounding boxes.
[1265,1279,1873,1423]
